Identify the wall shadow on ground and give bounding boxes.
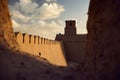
[0,47,86,80]
[0,48,61,80]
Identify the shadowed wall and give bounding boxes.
[0,0,18,49]
[85,0,120,80]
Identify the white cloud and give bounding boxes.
[9,0,64,20]
[46,0,56,2]
[9,0,65,39]
[46,0,51,2]
[12,20,20,28]
[38,3,64,20]
[19,0,38,14]
[13,20,64,39]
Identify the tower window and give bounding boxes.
[70,23,72,26]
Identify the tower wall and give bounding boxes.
[65,20,76,35]
[56,20,87,64]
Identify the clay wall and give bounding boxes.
[55,34,86,64]
[55,20,87,64]
[0,0,18,49]
[0,0,11,24]
[15,32,67,66]
[85,0,120,80]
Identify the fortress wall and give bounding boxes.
[56,34,86,64]
[15,32,67,66]
[40,38,46,57]
[64,41,86,63]
[63,36,86,64]
[15,32,23,44]
[55,41,67,65]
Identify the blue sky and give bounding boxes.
[8,0,90,39]
[58,0,89,34]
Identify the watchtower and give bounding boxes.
[55,20,87,63]
[65,20,76,35]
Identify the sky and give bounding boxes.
[8,0,90,39]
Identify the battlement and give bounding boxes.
[15,32,67,66]
[15,32,60,45]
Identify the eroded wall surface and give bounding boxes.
[15,32,67,66]
[0,0,18,49]
[85,0,120,80]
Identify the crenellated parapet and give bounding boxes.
[15,32,67,66]
[15,32,59,45]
